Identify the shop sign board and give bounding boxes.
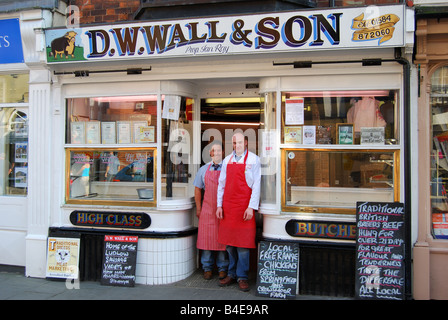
[0,19,24,64]
[44,4,405,64]
[69,210,151,229]
[101,235,138,287]
[256,241,299,299]
[355,201,405,300]
[285,219,357,240]
[46,237,80,279]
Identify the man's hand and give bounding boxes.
[196,205,201,218]
[243,208,254,221]
[216,207,223,219]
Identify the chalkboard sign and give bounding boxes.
[101,235,138,287]
[256,241,299,299]
[355,202,405,300]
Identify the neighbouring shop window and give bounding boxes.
[430,66,448,239]
[66,96,157,145]
[66,148,155,206]
[0,74,29,196]
[283,149,398,214]
[281,90,398,145]
[0,74,29,104]
[161,95,194,201]
[0,108,28,196]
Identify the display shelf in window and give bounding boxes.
[65,148,156,207]
[281,149,399,214]
[281,90,398,145]
[66,96,158,145]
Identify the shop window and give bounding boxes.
[66,148,156,206]
[0,108,28,196]
[0,74,29,196]
[0,74,29,104]
[65,95,158,206]
[161,95,194,201]
[283,149,399,214]
[280,90,400,214]
[430,66,448,239]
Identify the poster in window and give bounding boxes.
[86,121,101,144]
[285,98,304,125]
[360,127,385,145]
[14,167,27,188]
[139,126,155,143]
[162,95,181,120]
[302,126,316,145]
[101,122,116,144]
[15,142,27,163]
[133,121,148,143]
[71,122,85,144]
[262,130,277,157]
[284,126,302,144]
[317,125,332,144]
[117,121,132,144]
[337,124,354,145]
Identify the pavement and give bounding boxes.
[0,264,354,317]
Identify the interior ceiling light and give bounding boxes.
[201,121,260,126]
[205,97,262,104]
[285,90,390,98]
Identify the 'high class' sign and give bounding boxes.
[44,4,405,63]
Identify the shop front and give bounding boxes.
[0,11,37,267]
[413,6,448,300]
[39,4,415,295]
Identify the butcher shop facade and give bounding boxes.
[2,2,418,298]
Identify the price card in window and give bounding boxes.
[285,99,304,125]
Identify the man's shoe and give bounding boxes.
[219,276,236,287]
[203,271,213,280]
[218,271,227,280]
[238,279,250,292]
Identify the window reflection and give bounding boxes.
[67,149,155,203]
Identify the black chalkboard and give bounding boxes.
[256,241,299,299]
[101,235,138,287]
[355,202,405,300]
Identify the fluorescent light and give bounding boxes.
[93,95,158,103]
[285,90,390,98]
[205,97,262,103]
[201,121,260,126]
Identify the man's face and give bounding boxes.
[232,134,246,156]
[210,144,222,163]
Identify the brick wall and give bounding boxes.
[68,0,140,24]
[68,0,403,25]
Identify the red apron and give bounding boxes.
[197,163,226,251]
[218,152,256,249]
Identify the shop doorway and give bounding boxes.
[198,95,263,278]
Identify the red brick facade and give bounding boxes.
[68,0,402,25]
[68,0,140,24]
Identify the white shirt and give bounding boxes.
[217,150,261,210]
